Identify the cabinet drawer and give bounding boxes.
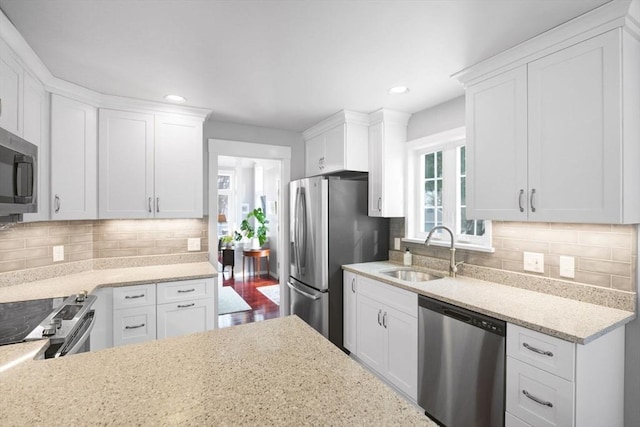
[505,412,532,427]
[113,284,156,309]
[507,323,575,381]
[506,357,574,427]
[157,278,212,304]
[358,276,417,317]
[113,305,156,347]
[157,298,215,339]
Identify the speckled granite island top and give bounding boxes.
[0,262,217,303]
[0,316,433,427]
[343,261,635,345]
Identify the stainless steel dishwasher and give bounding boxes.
[418,295,505,427]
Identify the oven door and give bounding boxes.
[53,310,96,358]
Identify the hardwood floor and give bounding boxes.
[218,269,280,329]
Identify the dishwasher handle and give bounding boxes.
[443,308,472,324]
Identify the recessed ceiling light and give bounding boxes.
[164,94,186,103]
[389,86,410,95]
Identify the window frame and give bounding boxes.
[217,169,236,237]
[405,127,493,252]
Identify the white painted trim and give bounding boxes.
[453,0,637,86]
[302,110,369,140]
[207,138,291,321]
[368,108,412,126]
[0,8,210,119]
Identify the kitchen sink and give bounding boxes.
[379,268,442,283]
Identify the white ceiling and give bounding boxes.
[0,0,611,132]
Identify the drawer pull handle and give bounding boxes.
[125,294,145,299]
[351,278,355,293]
[125,324,145,330]
[177,288,195,293]
[523,342,554,357]
[523,389,553,408]
[177,303,195,308]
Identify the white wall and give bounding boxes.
[204,120,304,180]
[407,95,465,141]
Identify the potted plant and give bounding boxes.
[234,207,269,248]
[220,234,235,248]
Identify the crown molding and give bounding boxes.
[453,0,637,86]
[368,108,411,126]
[0,8,210,120]
[302,110,369,140]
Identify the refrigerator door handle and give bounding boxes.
[287,281,320,300]
[293,187,301,274]
[299,187,307,274]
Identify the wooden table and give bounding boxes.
[242,249,270,279]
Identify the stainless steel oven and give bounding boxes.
[0,126,38,222]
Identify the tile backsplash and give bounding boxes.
[391,219,637,292]
[0,219,209,273]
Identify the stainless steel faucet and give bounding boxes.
[425,225,462,277]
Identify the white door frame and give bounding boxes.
[207,138,291,319]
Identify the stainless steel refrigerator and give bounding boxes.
[288,175,389,349]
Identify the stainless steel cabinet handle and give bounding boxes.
[522,389,553,408]
[377,197,382,212]
[54,194,60,213]
[177,303,195,308]
[125,323,145,330]
[378,309,382,326]
[125,294,145,299]
[351,278,355,293]
[530,188,536,213]
[518,189,525,212]
[523,342,554,357]
[148,197,152,213]
[382,312,387,328]
[177,288,195,293]
[156,197,160,213]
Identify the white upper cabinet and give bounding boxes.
[460,23,640,224]
[367,109,410,217]
[303,110,369,177]
[50,94,97,220]
[153,115,203,218]
[0,39,23,136]
[22,72,49,222]
[99,109,154,218]
[98,110,203,219]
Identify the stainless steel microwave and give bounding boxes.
[0,126,37,222]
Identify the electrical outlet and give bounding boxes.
[523,251,544,273]
[53,245,64,262]
[187,238,201,252]
[559,255,575,279]
[394,238,401,251]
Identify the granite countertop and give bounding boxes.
[343,261,635,345]
[0,262,217,303]
[0,316,433,426]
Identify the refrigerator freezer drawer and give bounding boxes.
[288,278,328,338]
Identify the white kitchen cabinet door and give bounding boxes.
[50,94,97,220]
[154,115,203,218]
[113,305,156,347]
[384,304,418,400]
[465,65,528,221]
[99,109,154,218]
[368,121,384,216]
[22,72,49,222]
[90,287,113,351]
[343,270,357,353]
[527,30,621,223]
[356,293,385,375]
[156,298,215,339]
[305,133,325,176]
[0,40,23,136]
[322,123,347,174]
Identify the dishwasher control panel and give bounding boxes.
[472,318,505,335]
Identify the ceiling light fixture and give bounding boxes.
[164,94,186,103]
[389,86,410,95]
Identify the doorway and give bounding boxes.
[207,139,291,328]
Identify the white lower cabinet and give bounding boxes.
[113,305,156,347]
[346,272,418,401]
[505,323,625,427]
[342,270,357,353]
[156,278,215,339]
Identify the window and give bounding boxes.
[406,128,492,251]
[217,171,235,237]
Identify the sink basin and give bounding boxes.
[380,268,442,282]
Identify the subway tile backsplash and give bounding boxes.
[0,219,209,274]
[390,219,637,292]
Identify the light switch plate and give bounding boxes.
[53,245,64,262]
[394,238,401,251]
[187,238,201,252]
[523,251,544,273]
[559,255,575,279]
